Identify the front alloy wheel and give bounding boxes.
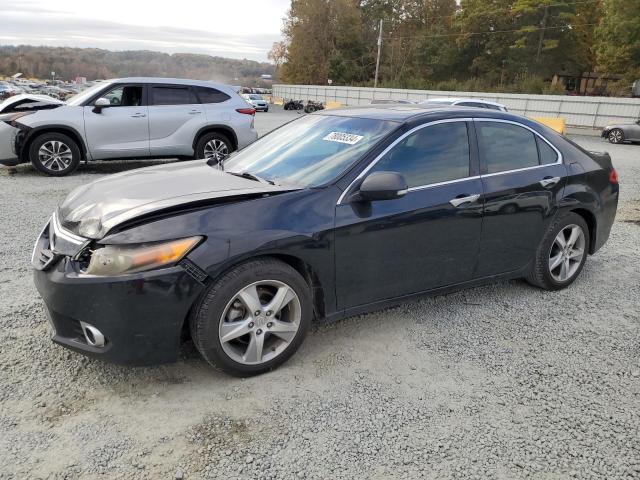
[219,281,301,365]
[29,132,81,176]
[39,141,73,171]
[190,258,312,376]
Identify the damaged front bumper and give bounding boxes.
[0,121,21,166]
[32,215,206,366]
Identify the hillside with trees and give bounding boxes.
[0,45,275,85]
[274,0,640,94]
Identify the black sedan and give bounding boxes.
[33,106,619,376]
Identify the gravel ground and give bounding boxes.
[0,107,639,480]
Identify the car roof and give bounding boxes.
[108,77,232,89]
[315,104,516,123]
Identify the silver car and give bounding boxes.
[241,93,269,112]
[0,77,259,176]
[419,97,508,111]
[601,119,640,144]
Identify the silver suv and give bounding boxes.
[0,78,258,176]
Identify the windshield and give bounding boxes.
[248,94,262,100]
[66,81,111,106]
[223,114,398,187]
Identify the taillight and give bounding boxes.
[236,108,256,116]
[609,168,618,184]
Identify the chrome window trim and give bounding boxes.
[336,118,473,205]
[407,175,481,192]
[473,118,563,178]
[51,210,86,245]
[336,116,563,205]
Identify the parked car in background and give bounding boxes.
[601,119,640,144]
[420,97,508,111]
[241,93,269,112]
[0,78,258,176]
[370,99,415,104]
[33,106,618,376]
[0,81,23,100]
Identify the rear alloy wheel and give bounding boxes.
[608,128,624,144]
[548,224,586,282]
[195,132,233,164]
[190,258,312,376]
[526,212,589,290]
[29,133,81,176]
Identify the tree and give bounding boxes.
[268,41,288,77]
[595,0,640,80]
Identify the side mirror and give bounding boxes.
[92,97,111,113]
[354,171,408,202]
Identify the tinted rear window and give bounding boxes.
[196,86,230,104]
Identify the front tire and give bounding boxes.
[608,128,624,144]
[195,132,233,163]
[29,132,81,176]
[190,258,312,376]
[526,212,589,290]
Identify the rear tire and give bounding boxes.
[195,132,233,163]
[190,258,312,377]
[526,212,589,290]
[29,132,81,176]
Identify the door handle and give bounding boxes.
[449,194,480,207]
[188,110,202,115]
[131,113,146,118]
[539,176,560,188]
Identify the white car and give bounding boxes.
[242,94,269,112]
[0,78,259,176]
[420,97,508,111]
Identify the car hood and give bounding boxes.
[0,93,64,113]
[58,160,299,240]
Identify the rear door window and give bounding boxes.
[477,122,540,174]
[150,86,198,106]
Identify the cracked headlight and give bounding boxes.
[83,236,202,276]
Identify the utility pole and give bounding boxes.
[536,5,549,63]
[373,19,383,97]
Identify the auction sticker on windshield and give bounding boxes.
[323,132,364,145]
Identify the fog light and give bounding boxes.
[80,321,106,347]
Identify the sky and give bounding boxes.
[0,0,289,62]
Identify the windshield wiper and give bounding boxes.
[228,171,275,185]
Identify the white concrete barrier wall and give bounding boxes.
[273,84,640,129]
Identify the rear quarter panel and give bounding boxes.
[554,136,618,253]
